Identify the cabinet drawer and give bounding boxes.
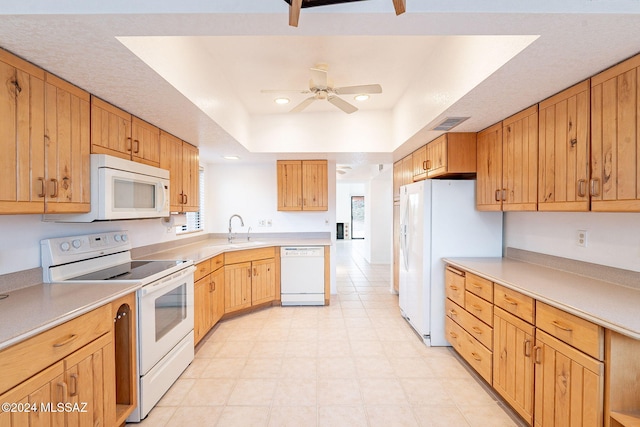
[0,304,111,395]
[446,298,493,350]
[465,291,493,326]
[445,266,466,307]
[194,259,212,282]
[466,273,493,303]
[536,302,604,360]
[494,284,535,324]
[445,317,492,385]
[210,254,224,272]
[224,247,277,265]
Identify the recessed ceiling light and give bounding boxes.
[223,155,240,160]
[275,97,290,105]
[354,94,369,102]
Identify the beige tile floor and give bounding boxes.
[134,241,522,427]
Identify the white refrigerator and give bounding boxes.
[398,180,502,346]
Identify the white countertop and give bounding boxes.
[136,238,332,264]
[0,282,140,351]
[444,257,640,340]
[0,237,331,351]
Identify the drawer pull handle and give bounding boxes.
[533,346,542,364]
[449,285,459,291]
[449,309,458,317]
[38,177,46,198]
[495,189,501,202]
[53,334,78,348]
[471,352,482,362]
[449,331,458,339]
[577,179,587,197]
[503,295,518,305]
[69,373,78,397]
[446,266,465,277]
[471,304,483,311]
[551,320,573,332]
[471,326,483,335]
[523,339,532,357]
[471,283,483,289]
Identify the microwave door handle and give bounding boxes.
[158,182,168,213]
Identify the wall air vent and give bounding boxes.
[432,117,470,131]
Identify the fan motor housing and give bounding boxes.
[283,0,370,8]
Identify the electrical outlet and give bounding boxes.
[258,220,266,227]
[166,226,173,234]
[577,229,588,247]
[267,219,272,227]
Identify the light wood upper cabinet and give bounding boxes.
[412,145,428,181]
[591,54,640,212]
[393,160,403,201]
[502,106,538,211]
[0,49,45,214]
[91,96,161,167]
[90,96,132,161]
[538,80,591,211]
[426,132,477,178]
[131,116,160,167]
[476,122,503,211]
[159,131,199,213]
[277,160,328,211]
[44,73,91,214]
[401,154,413,187]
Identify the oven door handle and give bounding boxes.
[139,266,196,297]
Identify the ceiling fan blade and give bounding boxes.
[261,89,312,94]
[310,67,328,89]
[290,96,317,113]
[392,0,406,15]
[328,95,358,114]
[289,0,302,27]
[334,84,382,95]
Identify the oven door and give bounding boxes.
[99,166,170,220]
[138,266,195,375]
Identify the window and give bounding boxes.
[177,167,205,234]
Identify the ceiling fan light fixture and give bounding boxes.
[354,94,369,102]
[274,97,290,105]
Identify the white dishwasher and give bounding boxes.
[280,246,325,306]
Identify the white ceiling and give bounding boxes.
[1,0,640,175]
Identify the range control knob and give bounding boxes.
[121,234,128,242]
[72,239,82,249]
[114,234,121,242]
[60,242,71,252]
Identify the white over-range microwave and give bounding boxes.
[44,154,170,222]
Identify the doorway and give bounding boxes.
[351,196,365,239]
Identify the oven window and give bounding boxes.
[114,179,156,209]
[155,283,187,341]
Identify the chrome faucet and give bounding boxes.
[247,226,252,241]
[228,214,244,242]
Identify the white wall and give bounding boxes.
[505,211,640,272]
[368,168,392,264]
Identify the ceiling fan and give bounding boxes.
[262,64,382,114]
[284,0,405,27]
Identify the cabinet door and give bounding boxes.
[63,333,116,427]
[427,135,447,177]
[0,51,46,214]
[412,145,428,181]
[502,106,538,211]
[159,131,184,212]
[224,263,252,314]
[251,258,276,306]
[493,308,535,425]
[194,275,210,346]
[130,116,160,167]
[534,330,603,427]
[181,142,200,212]
[277,160,302,211]
[90,96,132,161]
[44,73,91,214]
[302,160,328,211]
[538,80,590,211]
[211,267,225,327]
[476,122,503,211]
[591,55,640,212]
[0,362,65,427]
[401,155,413,186]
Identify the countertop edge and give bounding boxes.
[0,284,141,352]
[443,257,640,341]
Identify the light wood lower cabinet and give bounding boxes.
[224,262,252,314]
[251,258,276,306]
[194,255,224,346]
[494,307,535,425]
[534,330,604,427]
[224,248,278,315]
